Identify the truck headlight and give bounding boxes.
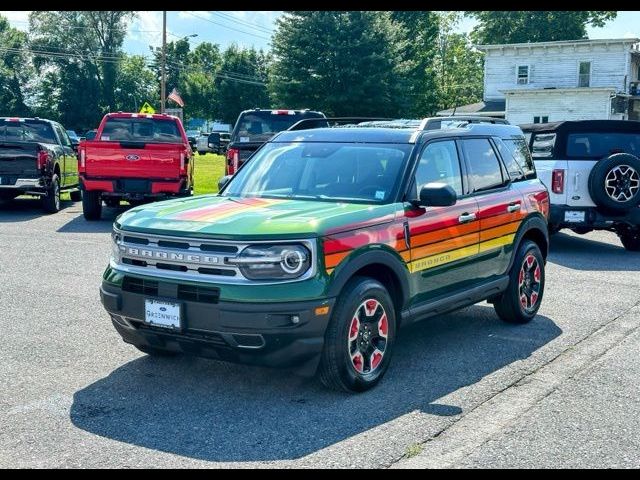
[111,230,122,263]
[228,244,311,280]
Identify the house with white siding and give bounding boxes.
[438,38,640,125]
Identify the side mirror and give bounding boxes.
[218,175,232,191]
[415,183,457,207]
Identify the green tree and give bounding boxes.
[150,37,191,106]
[0,15,31,116]
[28,11,135,130]
[269,11,407,117]
[467,11,617,45]
[114,55,158,112]
[215,44,270,124]
[182,42,222,120]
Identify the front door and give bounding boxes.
[405,139,480,306]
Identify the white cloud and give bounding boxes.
[0,10,31,30]
[178,11,212,20]
[623,31,638,39]
[128,11,164,48]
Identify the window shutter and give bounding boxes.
[529,64,534,83]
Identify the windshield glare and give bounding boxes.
[222,142,410,203]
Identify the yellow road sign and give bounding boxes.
[139,102,156,114]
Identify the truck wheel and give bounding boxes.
[82,191,102,220]
[70,190,82,202]
[494,240,545,324]
[134,345,178,357]
[588,153,640,211]
[619,229,640,251]
[318,276,396,392]
[42,174,61,214]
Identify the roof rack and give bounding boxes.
[419,116,509,131]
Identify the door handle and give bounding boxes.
[458,212,477,223]
[507,203,521,213]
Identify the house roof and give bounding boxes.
[436,100,506,117]
[477,37,640,51]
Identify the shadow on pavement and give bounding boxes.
[0,196,74,222]
[71,304,561,462]
[57,206,125,234]
[548,232,640,271]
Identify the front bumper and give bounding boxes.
[100,280,335,375]
[549,204,640,230]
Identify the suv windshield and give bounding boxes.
[0,120,57,143]
[222,142,410,203]
[232,111,324,143]
[100,117,183,143]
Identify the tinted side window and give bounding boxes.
[531,133,556,159]
[566,133,640,159]
[504,138,536,178]
[461,138,505,192]
[494,138,525,181]
[54,125,71,147]
[414,140,463,196]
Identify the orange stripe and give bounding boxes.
[411,232,478,261]
[400,250,411,262]
[411,222,477,248]
[481,212,525,230]
[325,250,352,269]
[480,221,520,243]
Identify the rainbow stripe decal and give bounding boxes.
[167,198,285,223]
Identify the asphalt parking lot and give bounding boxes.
[1,197,639,468]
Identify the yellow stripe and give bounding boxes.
[408,233,515,274]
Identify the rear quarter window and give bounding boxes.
[502,137,536,179]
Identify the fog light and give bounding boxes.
[291,315,300,324]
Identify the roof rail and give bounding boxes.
[287,117,395,131]
[419,116,509,131]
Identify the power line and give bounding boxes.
[208,12,275,34]
[181,11,272,41]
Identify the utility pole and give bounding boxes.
[161,11,167,113]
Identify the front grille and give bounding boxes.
[133,323,230,348]
[122,277,158,296]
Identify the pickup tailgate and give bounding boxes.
[0,142,39,178]
[84,142,184,179]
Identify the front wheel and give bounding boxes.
[82,190,102,220]
[318,276,396,392]
[42,174,61,213]
[493,240,545,324]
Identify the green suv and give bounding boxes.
[101,121,550,392]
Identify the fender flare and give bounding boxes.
[327,248,410,306]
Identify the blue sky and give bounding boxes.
[2,11,640,55]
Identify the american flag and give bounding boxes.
[167,88,184,107]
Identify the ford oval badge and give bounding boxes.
[125,154,140,161]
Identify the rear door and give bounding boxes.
[460,137,524,280]
[53,123,78,187]
[86,116,186,179]
[406,139,480,305]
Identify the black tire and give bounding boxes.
[494,240,545,324]
[588,153,640,211]
[69,189,82,202]
[318,276,397,393]
[82,190,102,220]
[135,344,178,357]
[619,229,640,251]
[42,174,61,214]
[104,198,120,208]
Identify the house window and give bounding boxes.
[533,116,549,124]
[579,61,591,87]
[517,65,529,85]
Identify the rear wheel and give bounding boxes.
[619,229,640,251]
[42,174,61,214]
[82,190,102,220]
[69,189,82,202]
[135,344,179,357]
[318,276,396,392]
[494,240,545,324]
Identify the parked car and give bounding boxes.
[521,120,640,250]
[84,129,97,141]
[207,131,230,155]
[78,112,194,220]
[0,117,81,212]
[225,108,326,175]
[66,129,81,148]
[185,129,199,151]
[195,132,211,155]
[100,120,549,392]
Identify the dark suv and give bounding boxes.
[102,121,549,392]
[225,108,325,175]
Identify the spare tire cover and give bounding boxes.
[588,153,640,211]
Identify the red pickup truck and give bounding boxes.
[78,112,194,220]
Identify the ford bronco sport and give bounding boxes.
[100,121,549,392]
[521,120,640,250]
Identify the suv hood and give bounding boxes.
[115,195,397,240]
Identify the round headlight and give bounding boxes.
[281,248,305,274]
[231,244,312,280]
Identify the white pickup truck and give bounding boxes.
[521,120,640,251]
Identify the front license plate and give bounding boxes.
[564,211,585,223]
[144,300,181,329]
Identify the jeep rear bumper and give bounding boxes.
[100,281,334,375]
[549,204,640,230]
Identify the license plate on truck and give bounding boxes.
[564,211,585,223]
[144,299,181,329]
